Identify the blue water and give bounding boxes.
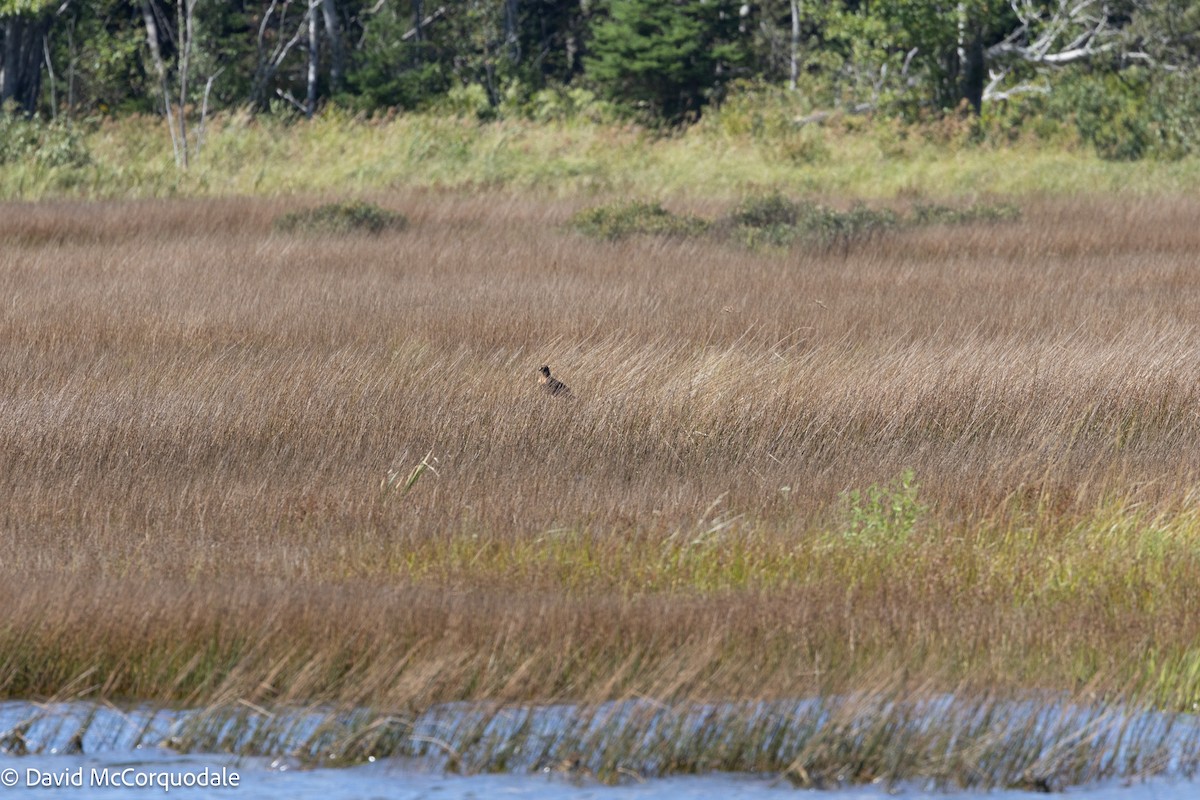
[3,752,1198,799]
[1,701,1197,799]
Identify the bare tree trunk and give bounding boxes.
[956,2,966,66]
[954,3,983,114]
[789,0,800,91]
[320,0,343,93]
[503,0,520,64]
[306,0,318,118]
[177,0,194,169]
[412,0,423,43]
[964,34,984,114]
[42,30,55,118]
[565,0,582,76]
[253,0,309,111]
[1,13,50,115]
[411,0,423,68]
[196,67,223,157]
[140,0,181,165]
[402,5,446,42]
[66,14,76,118]
[140,0,203,168]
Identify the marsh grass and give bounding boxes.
[4,192,1200,784]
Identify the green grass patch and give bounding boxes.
[4,111,1200,201]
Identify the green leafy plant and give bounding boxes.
[834,470,926,551]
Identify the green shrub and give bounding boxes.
[729,192,799,228]
[575,193,1020,253]
[797,201,899,251]
[525,86,617,124]
[0,111,92,169]
[439,83,495,121]
[274,201,407,235]
[568,201,709,240]
[727,194,911,251]
[912,201,1021,225]
[1048,67,1200,161]
[774,125,830,165]
[1063,74,1150,161]
[727,193,1019,252]
[1144,69,1200,161]
[734,223,802,250]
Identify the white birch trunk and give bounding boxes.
[789,0,800,91]
[139,0,181,166]
[306,0,318,118]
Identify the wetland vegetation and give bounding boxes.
[3,187,1200,788]
[5,0,1200,790]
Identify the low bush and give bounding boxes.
[729,192,1018,251]
[1044,67,1200,161]
[0,111,91,168]
[729,192,799,228]
[573,193,1020,251]
[274,200,407,235]
[734,223,802,249]
[798,201,900,250]
[568,200,710,240]
[912,201,1021,225]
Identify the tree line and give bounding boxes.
[0,2,1196,140]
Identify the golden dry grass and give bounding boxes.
[2,193,1200,713]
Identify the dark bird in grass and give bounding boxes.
[538,365,572,398]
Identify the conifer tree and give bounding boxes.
[585,0,743,123]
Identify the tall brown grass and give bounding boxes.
[2,192,1200,726]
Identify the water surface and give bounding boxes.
[2,700,1197,799]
